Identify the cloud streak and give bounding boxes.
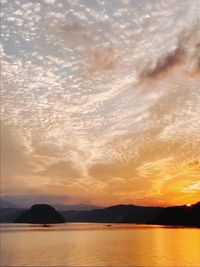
[139,21,200,81]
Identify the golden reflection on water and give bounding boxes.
[1,223,200,266]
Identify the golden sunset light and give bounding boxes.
[1,0,200,209]
[1,1,200,267]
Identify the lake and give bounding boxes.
[1,223,200,266]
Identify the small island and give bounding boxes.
[14,204,65,225]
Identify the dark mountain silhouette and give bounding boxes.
[60,204,163,223]
[0,199,24,222]
[1,201,199,227]
[152,202,200,227]
[52,203,103,211]
[14,204,65,224]
[0,208,25,222]
[0,198,19,209]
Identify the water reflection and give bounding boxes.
[1,223,200,266]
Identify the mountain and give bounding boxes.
[0,208,25,223]
[52,204,103,211]
[152,202,200,227]
[0,198,24,222]
[0,197,102,210]
[1,203,161,224]
[1,202,199,227]
[0,199,19,209]
[15,204,65,224]
[60,202,200,226]
[61,204,163,223]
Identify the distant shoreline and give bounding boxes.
[1,202,200,228]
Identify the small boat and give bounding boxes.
[43,224,50,227]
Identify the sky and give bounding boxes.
[1,0,200,207]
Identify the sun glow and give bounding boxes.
[186,204,192,207]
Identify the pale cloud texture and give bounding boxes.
[1,0,200,206]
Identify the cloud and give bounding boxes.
[182,181,200,193]
[1,0,200,207]
[0,121,38,194]
[0,121,83,197]
[35,160,82,181]
[44,0,57,4]
[50,22,98,50]
[84,46,120,76]
[140,47,185,79]
[138,157,200,205]
[49,21,120,75]
[139,21,200,81]
[2,194,81,207]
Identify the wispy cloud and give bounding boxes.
[139,21,200,81]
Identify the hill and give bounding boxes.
[0,199,19,209]
[61,204,163,223]
[152,202,200,227]
[0,208,25,222]
[1,202,199,227]
[15,204,65,224]
[52,203,103,211]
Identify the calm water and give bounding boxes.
[1,223,200,266]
